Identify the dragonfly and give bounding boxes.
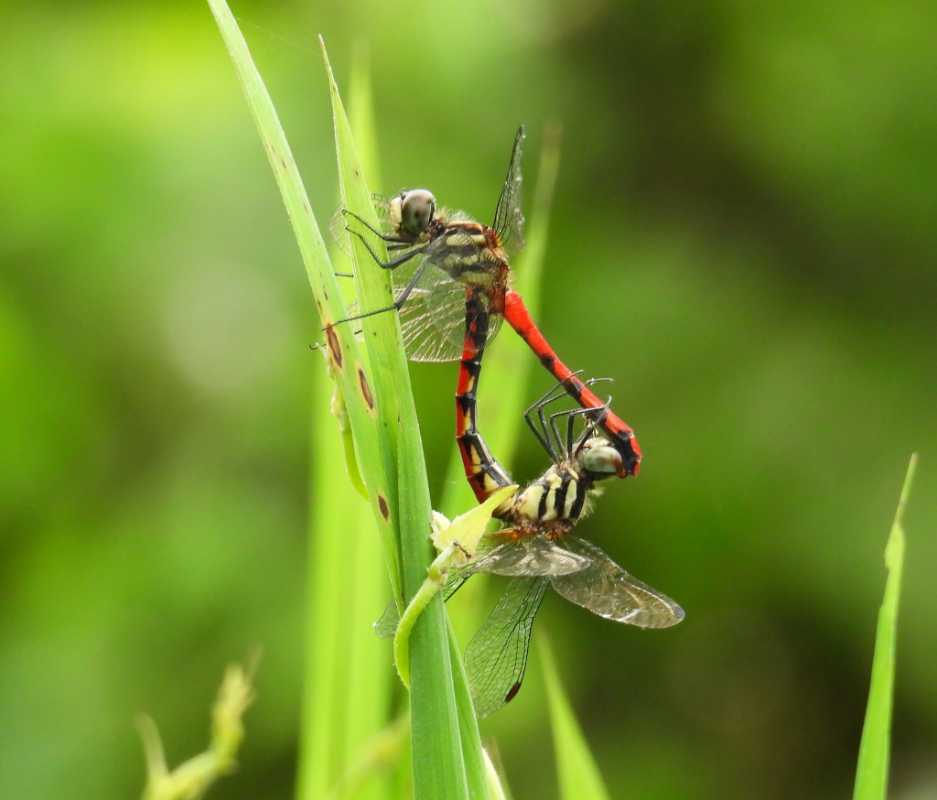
[460,380,684,717]
[375,380,684,718]
[335,126,643,497]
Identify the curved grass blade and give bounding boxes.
[338,49,394,800]
[394,486,517,688]
[205,0,401,600]
[320,39,481,800]
[540,638,611,800]
[852,453,917,800]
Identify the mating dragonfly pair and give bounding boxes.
[335,127,683,717]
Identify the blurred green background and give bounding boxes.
[2,1,935,798]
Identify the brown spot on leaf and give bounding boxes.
[324,324,343,368]
[358,367,374,410]
[377,494,390,520]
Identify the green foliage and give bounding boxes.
[320,36,485,800]
[205,0,402,603]
[298,378,390,800]
[852,454,917,800]
[540,640,611,800]
[138,664,254,800]
[4,2,936,799]
[394,486,517,688]
[207,3,497,796]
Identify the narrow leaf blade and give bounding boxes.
[205,0,401,598]
[540,638,611,800]
[852,454,916,800]
[320,40,477,800]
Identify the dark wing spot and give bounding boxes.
[505,681,523,704]
[377,494,390,520]
[358,367,375,410]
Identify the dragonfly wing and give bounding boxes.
[372,600,399,639]
[550,538,685,628]
[371,192,392,223]
[467,535,591,577]
[465,576,548,719]
[491,126,526,256]
[396,259,468,363]
[328,205,354,257]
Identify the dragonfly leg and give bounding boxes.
[342,209,411,244]
[329,262,428,328]
[346,228,427,270]
[536,379,604,458]
[523,403,556,461]
[523,372,587,461]
[392,262,429,307]
[537,397,560,460]
[550,404,609,457]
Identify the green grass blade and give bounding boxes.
[852,453,917,800]
[540,638,611,800]
[298,375,392,800]
[297,382,350,799]
[348,42,382,195]
[339,48,393,800]
[320,39,483,800]
[205,5,398,798]
[448,620,501,800]
[205,0,401,600]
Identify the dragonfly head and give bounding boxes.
[576,436,623,480]
[390,189,436,239]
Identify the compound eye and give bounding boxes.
[579,439,622,476]
[400,189,436,236]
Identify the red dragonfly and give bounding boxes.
[338,127,643,497]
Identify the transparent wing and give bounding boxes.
[328,205,353,257]
[371,192,392,223]
[464,576,548,719]
[395,260,469,363]
[549,537,685,628]
[395,231,503,363]
[371,572,470,638]
[466,534,591,577]
[491,126,526,256]
[372,600,400,639]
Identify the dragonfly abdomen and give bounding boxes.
[456,292,512,501]
[512,464,591,527]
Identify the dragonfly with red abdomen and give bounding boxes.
[335,127,643,496]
